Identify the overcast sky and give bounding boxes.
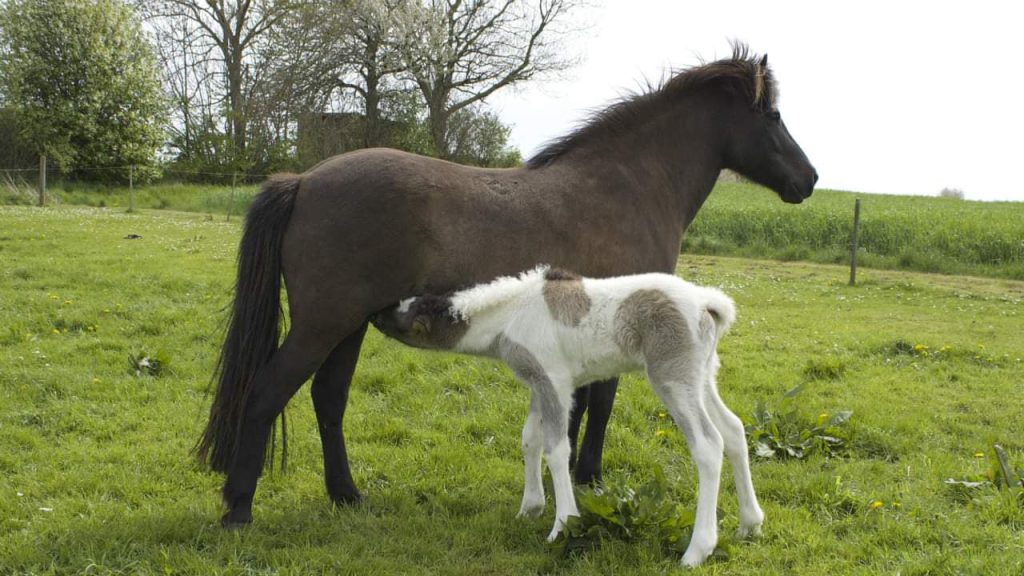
[490,0,1024,202]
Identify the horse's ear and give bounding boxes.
[754,54,768,105]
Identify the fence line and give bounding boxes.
[2,165,274,178]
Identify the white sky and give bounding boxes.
[490,0,1024,202]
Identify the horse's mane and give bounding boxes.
[525,43,777,169]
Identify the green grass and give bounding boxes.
[1,206,1023,575]
[686,183,1024,280]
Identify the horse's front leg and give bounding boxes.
[573,377,618,485]
[518,393,545,518]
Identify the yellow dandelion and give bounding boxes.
[974,452,985,458]
[655,430,668,438]
[891,502,902,509]
[48,293,59,300]
[869,500,884,510]
[63,300,73,306]
[51,329,61,335]
[658,411,668,420]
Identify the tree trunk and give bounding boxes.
[428,100,450,159]
[228,53,246,162]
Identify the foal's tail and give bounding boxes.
[701,288,736,351]
[704,288,736,333]
[196,174,300,473]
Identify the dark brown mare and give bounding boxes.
[198,45,817,527]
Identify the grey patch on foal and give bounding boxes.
[614,290,719,441]
[494,334,566,432]
[542,268,591,327]
[612,289,692,363]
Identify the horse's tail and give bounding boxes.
[196,174,300,473]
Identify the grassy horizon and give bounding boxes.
[4,178,1021,281]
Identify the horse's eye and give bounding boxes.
[769,110,781,122]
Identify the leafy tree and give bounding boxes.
[447,105,521,167]
[0,0,166,180]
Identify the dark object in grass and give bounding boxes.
[196,44,819,531]
[124,234,142,239]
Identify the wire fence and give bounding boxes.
[1,162,278,219]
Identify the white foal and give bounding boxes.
[372,267,764,567]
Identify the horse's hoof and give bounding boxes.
[572,464,602,487]
[220,513,252,530]
[328,489,363,506]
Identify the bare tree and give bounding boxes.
[139,0,294,168]
[397,0,581,158]
[267,0,412,149]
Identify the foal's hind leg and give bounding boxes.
[703,352,764,538]
[649,368,724,567]
[311,322,369,505]
[221,328,337,527]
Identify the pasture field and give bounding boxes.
[685,183,1024,280]
[1,205,1023,575]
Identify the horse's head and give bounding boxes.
[370,293,467,350]
[722,54,817,204]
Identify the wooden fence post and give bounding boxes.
[226,171,237,221]
[849,198,861,286]
[127,165,135,213]
[38,153,46,207]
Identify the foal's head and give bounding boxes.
[371,294,467,350]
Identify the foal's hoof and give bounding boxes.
[220,512,252,530]
[735,523,763,540]
[517,502,544,519]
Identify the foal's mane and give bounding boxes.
[525,43,776,169]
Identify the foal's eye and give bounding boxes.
[769,110,781,122]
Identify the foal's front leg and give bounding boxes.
[518,393,545,518]
[538,382,578,542]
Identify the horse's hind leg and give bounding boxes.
[572,377,619,485]
[221,328,338,527]
[311,322,369,505]
[703,352,764,538]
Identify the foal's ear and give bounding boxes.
[753,54,768,105]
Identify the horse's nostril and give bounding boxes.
[812,170,819,185]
